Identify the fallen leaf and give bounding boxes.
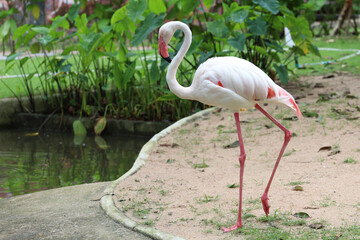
[322,74,335,79]
[292,186,304,191]
[313,82,324,88]
[283,116,298,121]
[293,212,310,218]
[160,143,179,148]
[317,93,339,102]
[318,146,332,152]
[308,223,324,229]
[166,159,175,164]
[227,183,239,188]
[224,141,239,149]
[212,107,222,113]
[304,206,319,209]
[345,116,359,120]
[328,149,341,156]
[303,111,319,118]
[344,94,358,99]
[25,132,39,137]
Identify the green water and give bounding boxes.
[0,129,150,198]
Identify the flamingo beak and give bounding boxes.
[158,36,172,63]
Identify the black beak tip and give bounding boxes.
[162,56,172,63]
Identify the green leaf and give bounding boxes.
[252,0,279,14]
[68,4,81,22]
[304,0,326,11]
[24,30,37,46]
[38,35,54,46]
[284,16,313,54]
[94,117,107,135]
[199,51,213,64]
[32,26,50,34]
[128,0,147,21]
[273,64,288,84]
[150,61,160,82]
[247,16,267,36]
[206,19,229,38]
[111,6,127,25]
[179,0,200,15]
[78,32,102,52]
[230,9,248,24]
[132,12,165,46]
[60,63,72,72]
[13,24,30,40]
[156,93,179,101]
[149,0,166,14]
[228,33,246,51]
[73,120,87,137]
[0,19,16,39]
[20,57,29,67]
[51,15,70,30]
[203,0,213,9]
[5,52,21,66]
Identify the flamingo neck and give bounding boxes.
[166,23,193,100]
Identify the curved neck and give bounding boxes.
[166,22,193,100]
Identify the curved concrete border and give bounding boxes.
[100,108,215,240]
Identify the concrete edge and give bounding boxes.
[100,108,215,240]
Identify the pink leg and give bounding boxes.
[221,112,246,232]
[255,104,292,216]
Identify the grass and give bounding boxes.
[196,194,219,203]
[192,158,209,169]
[1,36,359,100]
[285,181,308,186]
[198,208,360,239]
[344,157,357,164]
[288,36,360,76]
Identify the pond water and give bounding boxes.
[0,129,150,198]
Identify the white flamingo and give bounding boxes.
[158,21,302,232]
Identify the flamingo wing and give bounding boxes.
[193,57,302,118]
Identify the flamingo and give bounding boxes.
[158,21,302,232]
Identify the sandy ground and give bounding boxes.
[114,73,360,239]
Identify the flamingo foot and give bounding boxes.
[221,222,242,232]
[261,193,270,216]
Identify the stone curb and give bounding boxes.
[100,108,215,240]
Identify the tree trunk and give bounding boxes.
[331,0,353,36]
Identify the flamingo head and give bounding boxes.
[158,22,177,63]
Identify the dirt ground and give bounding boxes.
[114,73,360,239]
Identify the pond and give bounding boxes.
[0,129,150,198]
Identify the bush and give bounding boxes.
[3,0,319,124]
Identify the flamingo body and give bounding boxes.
[158,21,302,232]
[192,56,301,116]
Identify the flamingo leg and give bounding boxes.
[254,104,292,216]
[221,112,246,232]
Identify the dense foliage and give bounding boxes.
[1,0,320,126]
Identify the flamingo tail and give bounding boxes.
[278,88,302,119]
[266,87,302,119]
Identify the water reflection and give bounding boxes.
[0,129,150,198]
